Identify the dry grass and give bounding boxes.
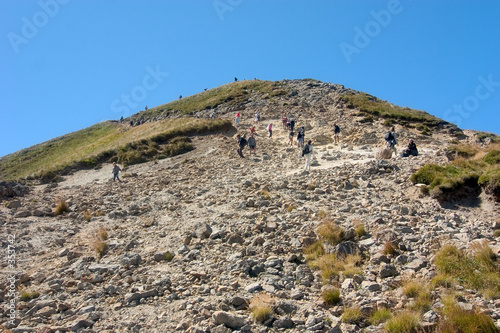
[435,295,499,333]
[384,310,421,333]
[383,241,398,256]
[317,219,345,246]
[321,286,341,305]
[369,307,392,325]
[341,306,364,324]
[249,293,274,323]
[53,199,69,216]
[434,243,500,299]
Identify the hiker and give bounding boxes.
[120,116,124,123]
[267,123,273,138]
[297,129,304,148]
[401,139,418,157]
[385,127,397,156]
[288,130,294,146]
[333,123,341,143]
[210,111,216,119]
[236,134,247,158]
[254,112,260,123]
[112,162,122,182]
[290,118,296,132]
[145,105,148,110]
[248,133,257,155]
[302,140,314,172]
[250,125,256,135]
[235,112,241,125]
[282,114,288,129]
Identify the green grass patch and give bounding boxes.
[341,306,364,324]
[339,92,444,127]
[384,310,421,333]
[436,295,500,333]
[434,243,500,299]
[137,80,288,118]
[412,144,500,202]
[0,118,231,181]
[321,286,341,305]
[369,307,392,326]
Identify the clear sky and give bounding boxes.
[1,0,499,157]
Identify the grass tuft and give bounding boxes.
[341,306,364,324]
[249,293,274,323]
[54,200,69,215]
[321,286,341,305]
[384,310,421,333]
[369,307,392,326]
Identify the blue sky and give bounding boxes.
[1,0,499,157]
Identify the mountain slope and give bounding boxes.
[0,79,459,182]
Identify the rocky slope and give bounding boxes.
[1,79,499,333]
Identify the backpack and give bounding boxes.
[302,145,310,156]
[334,125,340,133]
[385,132,394,141]
[240,138,248,146]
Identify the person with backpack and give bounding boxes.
[236,134,247,158]
[288,130,294,146]
[235,112,241,125]
[248,133,257,155]
[333,123,341,144]
[385,127,397,156]
[297,129,304,148]
[282,114,288,129]
[302,140,314,172]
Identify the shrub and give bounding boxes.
[354,223,367,238]
[249,293,274,323]
[483,150,500,165]
[321,286,341,305]
[165,251,174,262]
[304,241,325,261]
[82,210,92,222]
[430,273,455,289]
[402,279,424,298]
[434,243,500,298]
[436,295,499,333]
[54,200,69,215]
[383,241,398,256]
[341,306,364,324]
[20,290,40,302]
[384,310,421,333]
[369,307,392,325]
[317,220,344,246]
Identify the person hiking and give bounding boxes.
[235,112,241,125]
[254,112,260,123]
[302,140,314,172]
[267,123,273,138]
[290,118,296,132]
[288,130,294,146]
[333,123,341,144]
[385,127,397,156]
[282,114,288,129]
[401,138,418,157]
[297,129,304,148]
[248,133,257,155]
[112,162,122,182]
[236,134,247,158]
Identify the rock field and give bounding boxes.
[1,80,499,332]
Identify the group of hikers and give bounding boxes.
[111,112,420,181]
